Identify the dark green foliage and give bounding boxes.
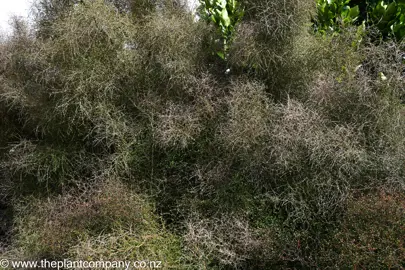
[369,1,405,40]
[314,0,405,40]
[314,0,360,33]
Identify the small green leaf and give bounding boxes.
[217,51,225,59]
[220,8,231,27]
[349,5,360,19]
[383,2,397,21]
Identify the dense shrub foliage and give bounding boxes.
[1,0,405,268]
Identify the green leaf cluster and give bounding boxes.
[314,0,405,41]
[314,0,360,33]
[369,0,405,40]
[199,0,244,59]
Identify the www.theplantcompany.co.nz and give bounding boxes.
[0,258,162,269]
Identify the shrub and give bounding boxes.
[228,0,319,100]
[8,179,184,266]
[1,0,405,268]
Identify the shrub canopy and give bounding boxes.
[1,0,405,268]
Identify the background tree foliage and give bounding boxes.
[1,0,405,268]
[314,0,405,40]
